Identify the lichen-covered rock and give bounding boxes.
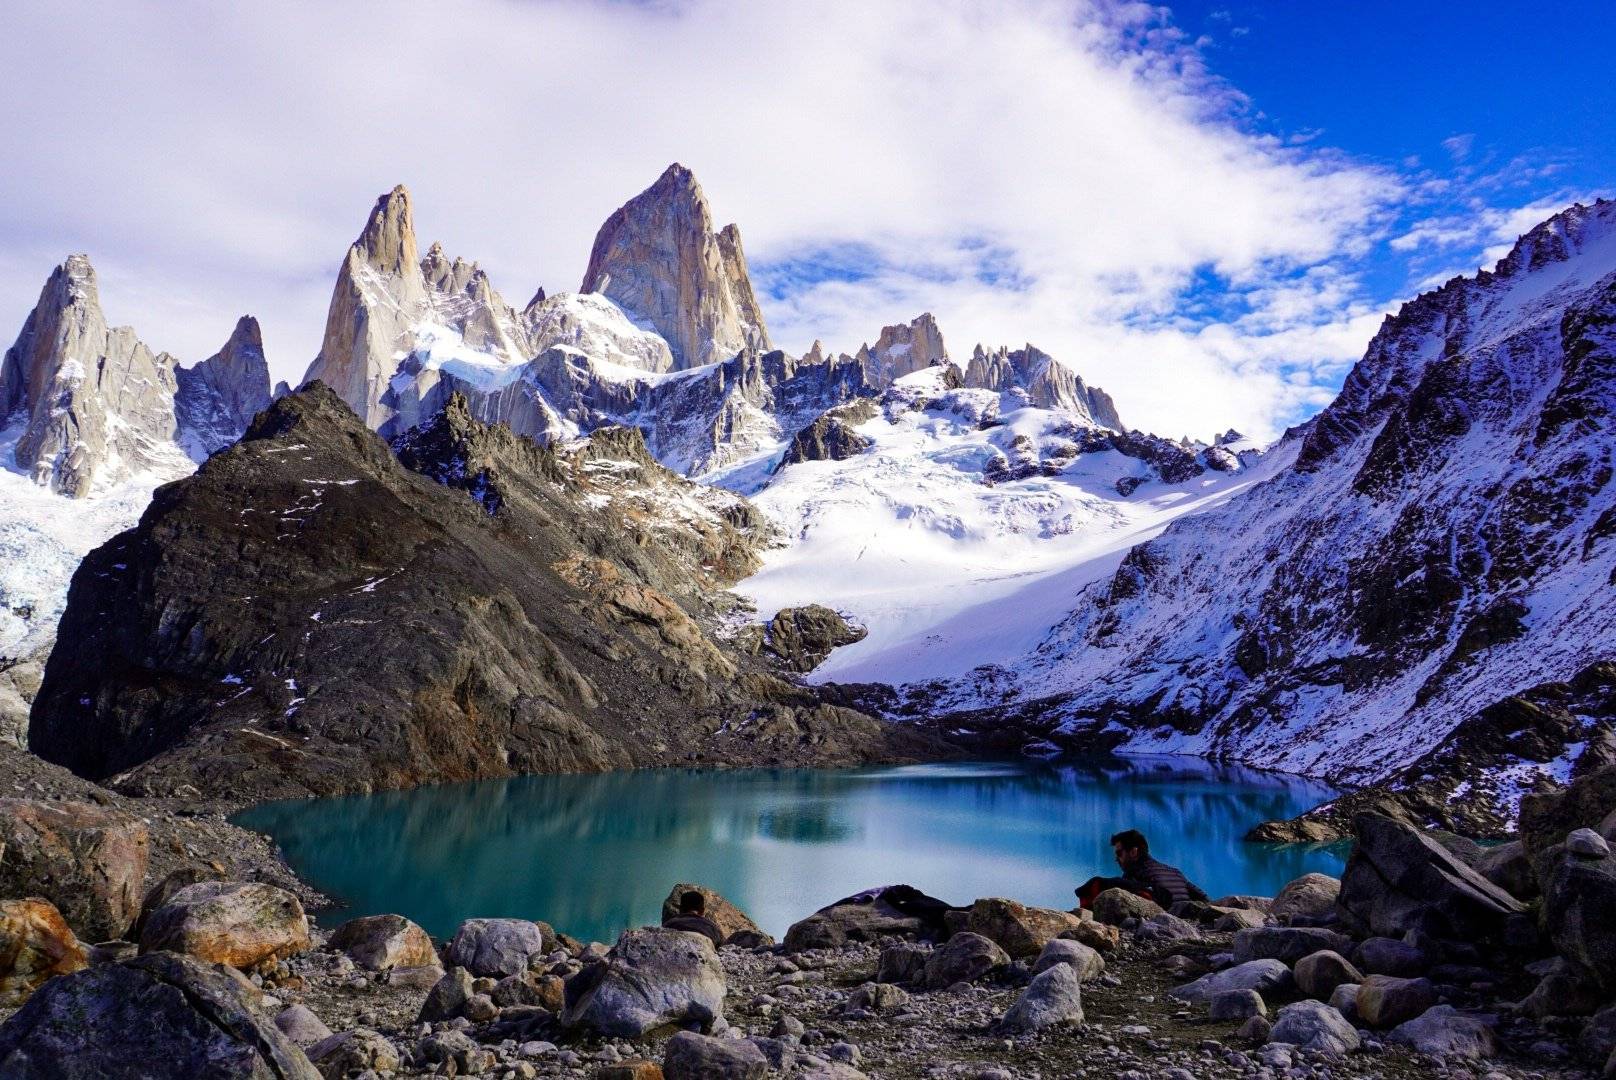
[306,1028,399,1079]
[0,951,319,1078]
[0,798,149,941]
[1092,889,1162,926]
[139,882,310,969]
[0,898,88,1006]
[947,897,1083,958]
[561,927,725,1036]
[327,914,436,972]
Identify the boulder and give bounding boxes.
[1336,813,1525,942]
[139,882,310,969]
[598,1063,664,1080]
[131,866,219,942]
[1170,959,1293,1004]
[1518,957,1604,1019]
[876,943,931,985]
[1293,950,1363,1000]
[783,898,923,952]
[0,799,149,941]
[444,918,550,978]
[1060,920,1121,953]
[1092,889,1162,926]
[274,1004,332,1048]
[1135,911,1201,942]
[1477,840,1538,900]
[1267,999,1359,1055]
[1542,843,1616,993]
[0,951,318,1078]
[1329,983,1360,1022]
[1232,926,1352,966]
[1520,766,1616,863]
[1352,936,1427,976]
[1213,895,1274,913]
[946,898,1083,958]
[662,1030,766,1080]
[1387,1005,1497,1060]
[1209,989,1265,1021]
[659,884,765,944]
[1356,974,1438,1028]
[1031,938,1104,981]
[417,967,474,1022]
[1582,1004,1616,1065]
[998,962,1083,1032]
[306,1028,399,1079]
[0,898,88,1006]
[923,932,1010,990]
[845,981,909,1013]
[327,914,436,971]
[1569,828,1611,857]
[1271,873,1341,924]
[1213,908,1268,931]
[561,927,725,1036]
[387,963,445,990]
[1238,1015,1272,1042]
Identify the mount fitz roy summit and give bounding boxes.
[4,161,1612,835]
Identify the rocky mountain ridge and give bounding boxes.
[892,199,1616,830]
[26,385,949,800]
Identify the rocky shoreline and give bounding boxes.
[0,738,1613,1079]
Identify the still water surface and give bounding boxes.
[235,757,1343,942]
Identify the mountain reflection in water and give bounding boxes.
[234,757,1344,942]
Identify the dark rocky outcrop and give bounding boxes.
[776,399,877,468]
[28,387,945,799]
[0,951,319,1078]
[740,605,868,674]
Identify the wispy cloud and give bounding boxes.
[0,0,1590,441]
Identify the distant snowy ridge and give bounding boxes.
[900,200,1616,823]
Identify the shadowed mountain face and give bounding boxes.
[28,386,949,800]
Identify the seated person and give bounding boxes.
[1075,828,1209,908]
[661,889,724,946]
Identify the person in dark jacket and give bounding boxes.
[1075,828,1209,908]
[661,890,724,947]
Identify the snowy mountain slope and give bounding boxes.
[914,200,1616,811]
[737,366,1269,685]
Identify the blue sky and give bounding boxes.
[0,1,1608,441]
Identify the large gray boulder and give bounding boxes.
[0,951,319,1078]
[1542,840,1616,993]
[1170,959,1293,1004]
[1232,926,1352,965]
[1031,938,1104,981]
[1387,1005,1497,1060]
[922,932,1010,990]
[1268,1000,1359,1055]
[1336,813,1525,942]
[444,918,550,978]
[998,962,1084,1032]
[1293,950,1363,1000]
[1356,975,1437,1029]
[663,1030,767,1080]
[561,927,725,1036]
[0,799,150,941]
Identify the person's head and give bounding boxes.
[679,891,706,916]
[1111,829,1149,870]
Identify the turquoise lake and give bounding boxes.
[233,757,1345,943]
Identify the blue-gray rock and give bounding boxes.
[1387,1005,1497,1060]
[663,1030,767,1080]
[998,962,1084,1032]
[1268,1000,1360,1055]
[1170,959,1293,1004]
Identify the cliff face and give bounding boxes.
[580,163,771,370]
[28,387,945,800]
[175,316,273,457]
[0,256,187,497]
[964,343,1123,429]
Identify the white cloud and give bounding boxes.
[0,0,1498,442]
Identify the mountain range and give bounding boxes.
[3,164,1611,833]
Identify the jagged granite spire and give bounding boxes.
[0,255,182,496]
[303,185,428,427]
[865,313,949,384]
[580,163,771,369]
[175,315,273,458]
[964,342,1123,430]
